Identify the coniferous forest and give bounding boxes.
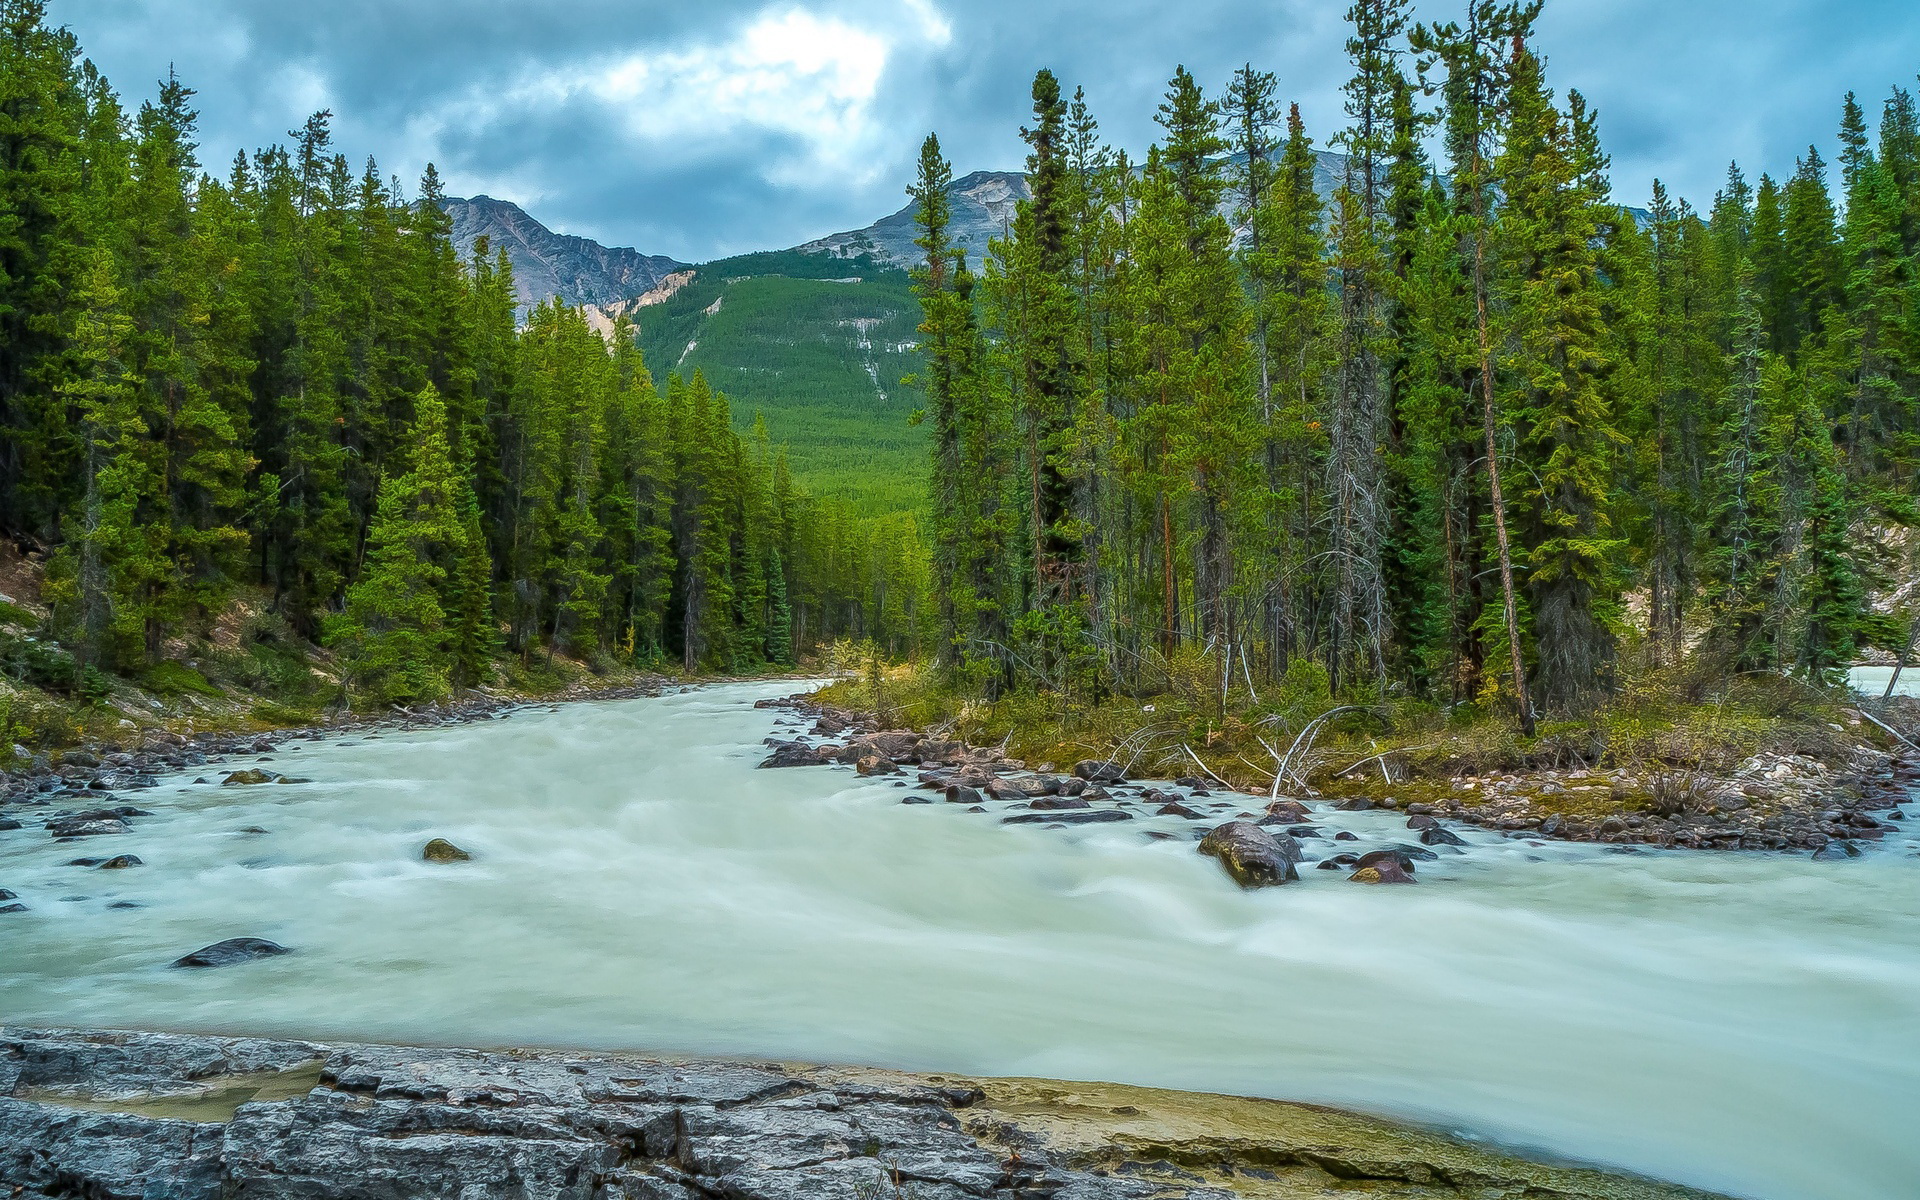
[908,0,1918,730]
[0,0,928,711]
[1,0,1916,726]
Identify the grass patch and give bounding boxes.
[812,655,1870,792]
[142,661,224,699]
[248,700,321,727]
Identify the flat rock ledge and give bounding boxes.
[0,1028,1726,1200]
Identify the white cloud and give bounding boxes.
[595,9,886,153]
[428,3,954,191]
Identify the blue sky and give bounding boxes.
[55,0,1920,262]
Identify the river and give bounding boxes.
[2,681,1917,1200]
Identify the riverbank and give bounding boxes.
[0,1026,1730,1199]
[790,670,1920,858]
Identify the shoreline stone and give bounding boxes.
[0,1026,1732,1200]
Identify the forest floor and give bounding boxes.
[801,661,1920,858]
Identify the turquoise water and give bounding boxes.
[2,681,1916,1199]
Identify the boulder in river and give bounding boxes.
[1811,840,1862,861]
[44,813,129,838]
[1072,759,1125,783]
[757,741,825,769]
[1349,850,1417,884]
[0,902,26,914]
[1028,794,1091,811]
[854,755,895,777]
[1003,809,1134,826]
[985,778,1027,803]
[1265,798,1312,822]
[917,738,964,765]
[1419,824,1467,847]
[221,769,279,786]
[1197,821,1302,888]
[422,838,472,863]
[0,817,20,831]
[1157,801,1204,819]
[944,784,984,805]
[67,854,141,869]
[170,937,290,968]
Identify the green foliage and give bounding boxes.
[0,630,110,703]
[635,257,927,514]
[141,660,222,698]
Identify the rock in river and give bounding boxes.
[422,838,472,863]
[1028,794,1092,811]
[1812,840,1862,861]
[1350,849,1418,884]
[1197,821,1302,888]
[170,938,291,968]
[1072,759,1125,783]
[44,812,130,838]
[1002,809,1133,826]
[1349,859,1417,885]
[221,769,280,786]
[758,741,825,769]
[1264,798,1313,823]
[1419,824,1467,847]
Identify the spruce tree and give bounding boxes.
[329,385,466,704]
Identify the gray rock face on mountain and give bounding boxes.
[800,170,1031,270]
[798,153,1354,272]
[441,195,688,314]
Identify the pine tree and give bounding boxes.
[1498,51,1622,714]
[1412,0,1544,731]
[329,385,466,704]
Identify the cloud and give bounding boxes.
[50,0,1920,261]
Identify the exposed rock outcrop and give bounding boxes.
[0,1027,1729,1200]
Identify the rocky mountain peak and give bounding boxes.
[440,195,689,314]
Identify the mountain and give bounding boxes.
[798,170,1029,270]
[440,195,689,313]
[630,250,926,514]
[794,153,1360,271]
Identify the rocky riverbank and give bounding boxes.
[0,1027,1729,1200]
[757,693,1920,863]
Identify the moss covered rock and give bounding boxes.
[422,838,471,863]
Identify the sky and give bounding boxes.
[55,0,1920,264]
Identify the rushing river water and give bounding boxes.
[1850,664,1918,697]
[3,682,1918,1200]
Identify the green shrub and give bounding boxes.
[142,661,224,698]
[249,699,319,727]
[0,630,109,702]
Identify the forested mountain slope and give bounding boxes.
[630,252,926,513]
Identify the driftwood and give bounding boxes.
[1263,706,1390,803]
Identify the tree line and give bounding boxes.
[910,0,1919,726]
[0,1,926,704]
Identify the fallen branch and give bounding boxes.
[1855,708,1920,755]
[1181,743,1232,788]
[1333,743,1441,780]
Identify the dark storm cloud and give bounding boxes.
[54,0,1920,262]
